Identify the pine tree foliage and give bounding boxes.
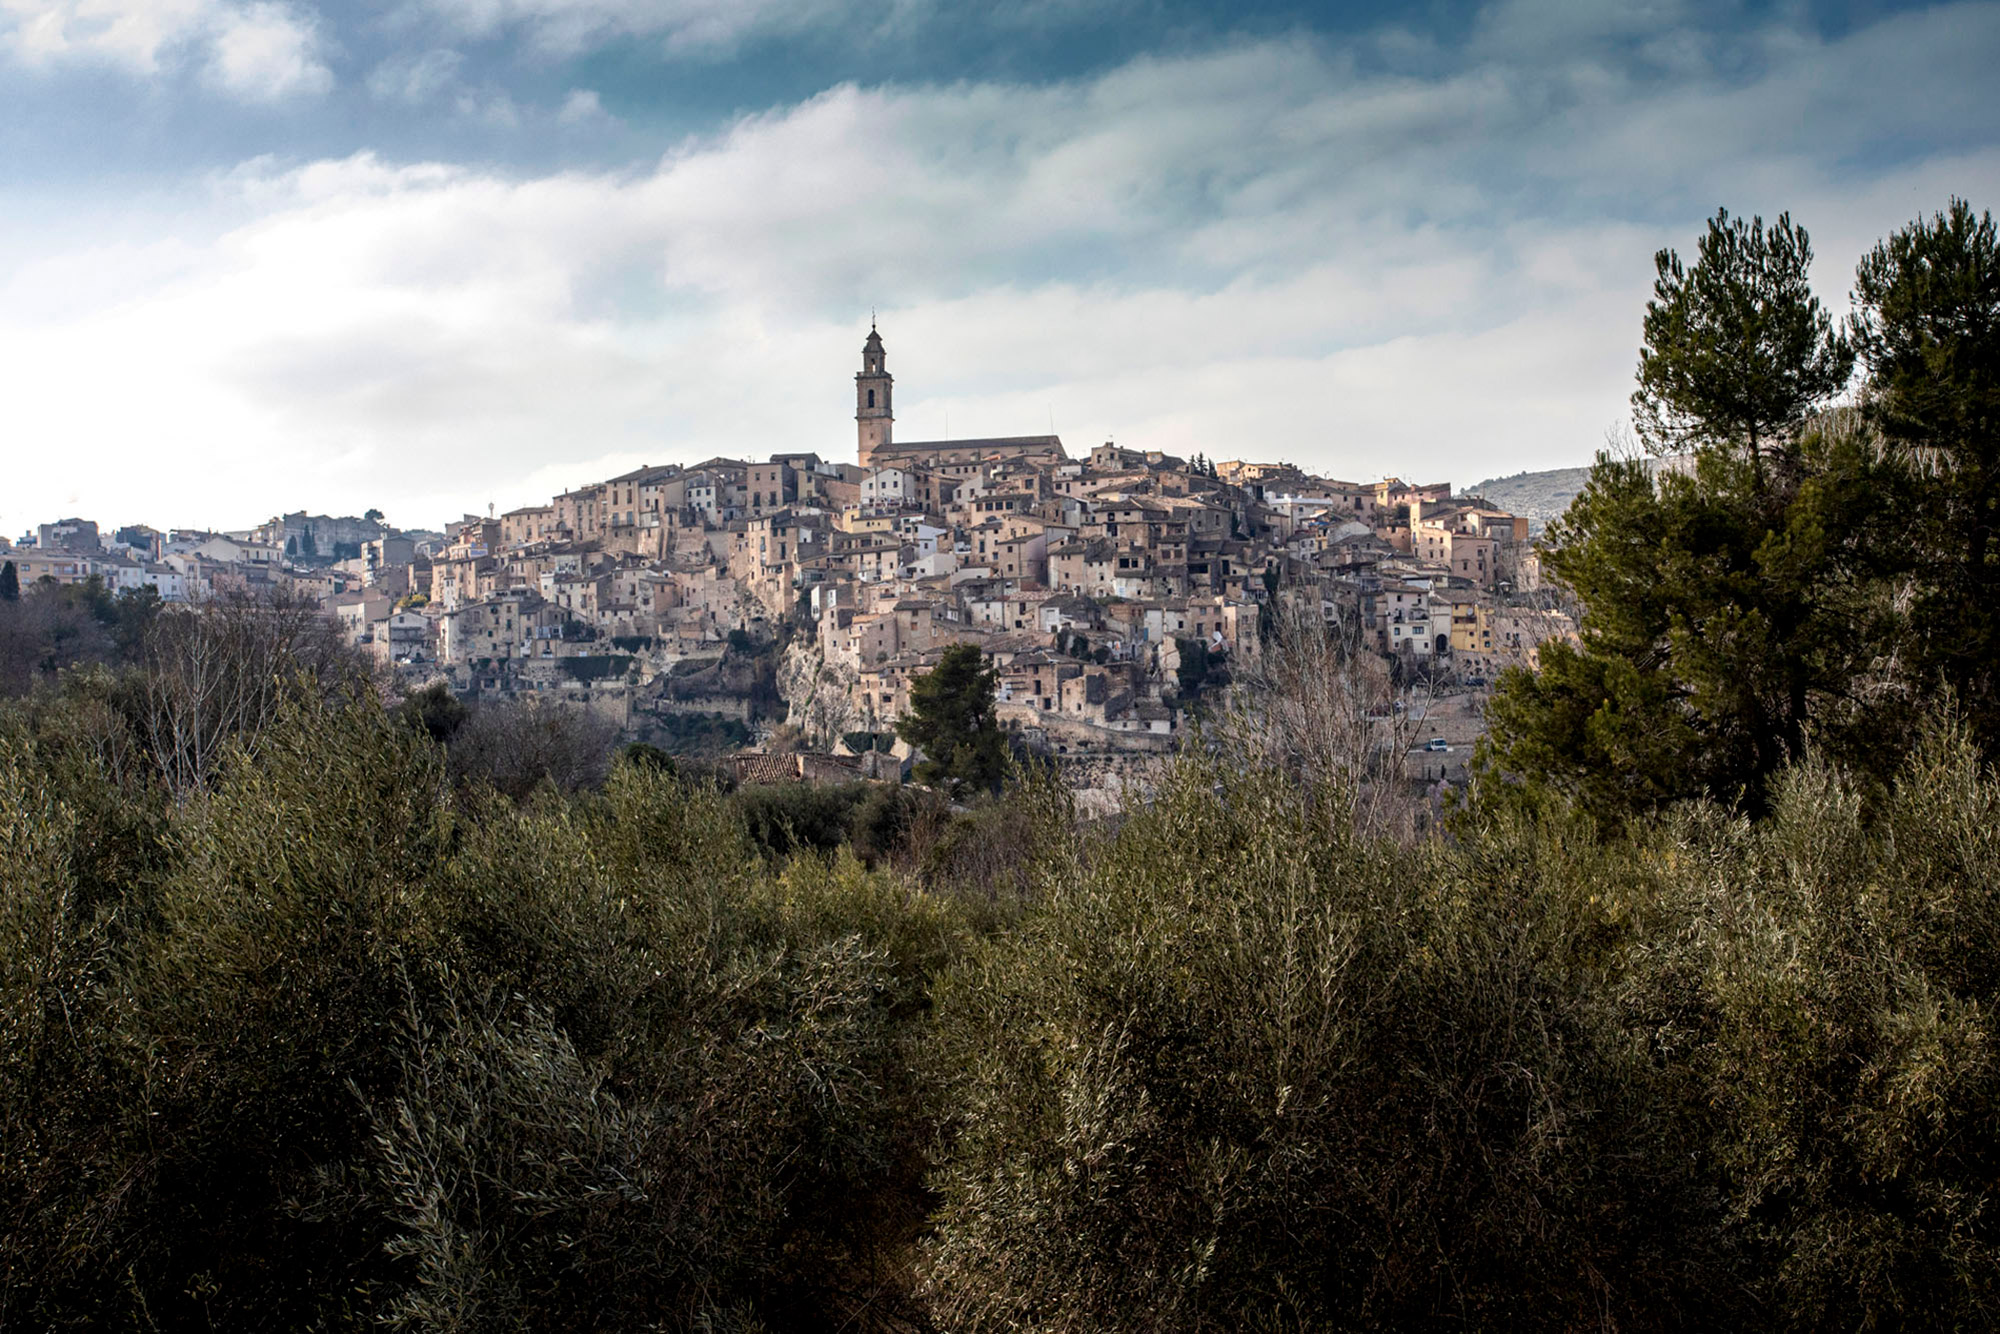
[1633,208,1854,492]
[897,642,1009,799]
[1487,200,1996,825]
[1850,198,2000,752]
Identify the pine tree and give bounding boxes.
[0,560,17,602]
[897,643,1008,799]
[1634,208,1853,497]
[1850,199,2000,753]
[1484,209,1885,823]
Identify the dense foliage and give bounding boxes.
[1849,198,2000,753]
[1486,200,2000,824]
[0,575,164,695]
[896,642,1008,799]
[0,679,961,1330]
[6,653,2000,1330]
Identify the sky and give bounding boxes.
[2,0,1997,536]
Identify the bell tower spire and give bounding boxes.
[856,322,893,467]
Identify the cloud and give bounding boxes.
[0,0,210,71]
[366,50,611,130]
[366,46,464,103]
[412,0,880,56]
[2,4,1998,533]
[557,86,604,123]
[0,0,332,97]
[452,86,522,125]
[205,2,331,100]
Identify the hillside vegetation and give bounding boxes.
[4,198,1998,1331]
[1468,463,1594,529]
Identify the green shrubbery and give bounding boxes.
[922,759,1704,1331]
[649,709,754,755]
[0,683,964,1330]
[5,639,2000,1329]
[917,725,2000,1329]
[732,779,950,875]
[1621,729,2000,1329]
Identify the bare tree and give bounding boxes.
[1210,597,1437,840]
[137,591,366,795]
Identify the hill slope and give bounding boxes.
[1466,465,1594,531]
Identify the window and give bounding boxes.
[867,390,876,408]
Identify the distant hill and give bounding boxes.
[1465,465,1595,532]
[1470,457,1690,532]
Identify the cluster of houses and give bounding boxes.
[0,514,428,608]
[7,328,1577,759]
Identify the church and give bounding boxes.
[853,325,1068,473]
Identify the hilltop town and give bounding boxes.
[4,327,1576,781]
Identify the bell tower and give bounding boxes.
[856,323,893,467]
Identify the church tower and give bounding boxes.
[856,324,893,467]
